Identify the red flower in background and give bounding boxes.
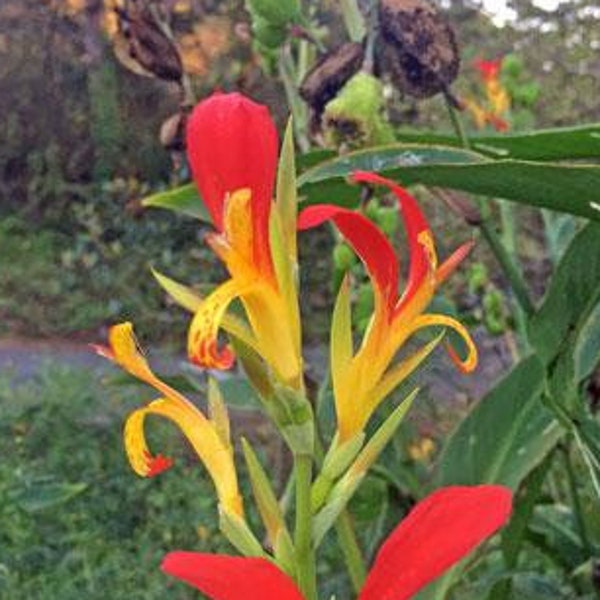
[162,485,512,600]
[473,57,503,82]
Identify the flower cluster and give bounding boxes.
[98,92,512,599]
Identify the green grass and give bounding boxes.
[0,363,231,599]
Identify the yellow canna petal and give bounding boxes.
[102,322,193,407]
[152,267,261,356]
[404,313,478,373]
[188,279,250,369]
[124,397,243,517]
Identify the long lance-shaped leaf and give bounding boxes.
[393,123,600,161]
[299,147,600,221]
[241,438,296,576]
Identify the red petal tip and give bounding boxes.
[144,450,174,477]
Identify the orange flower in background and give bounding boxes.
[95,322,243,518]
[299,173,477,441]
[163,93,303,389]
[465,57,510,132]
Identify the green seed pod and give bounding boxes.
[323,72,395,148]
[375,206,399,236]
[333,243,358,271]
[251,14,287,48]
[246,0,301,27]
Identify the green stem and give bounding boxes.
[561,442,593,557]
[311,384,368,594]
[294,453,317,600]
[279,46,310,152]
[479,217,535,317]
[444,97,535,317]
[445,95,471,149]
[336,511,367,592]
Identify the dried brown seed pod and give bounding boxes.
[114,3,183,82]
[378,0,459,98]
[299,42,365,112]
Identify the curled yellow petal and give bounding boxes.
[124,397,243,518]
[406,313,478,373]
[188,279,249,369]
[152,268,262,356]
[102,322,191,407]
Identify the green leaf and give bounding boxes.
[276,118,298,259]
[436,356,562,489]
[141,183,211,222]
[529,223,600,366]
[300,148,600,220]
[11,479,88,513]
[298,144,485,185]
[394,123,600,161]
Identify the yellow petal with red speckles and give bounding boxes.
[188,279,251,369]
[124,397,243,517]
[402,313,478,374]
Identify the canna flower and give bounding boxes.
[168,93,303,389]
[95,322,243,518]
[467,57,510,131]
[299,172,477,442]
[162,485,513,600]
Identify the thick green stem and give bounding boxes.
[444,98,535,317]
[336,510,367,592]
[294,453,317,600]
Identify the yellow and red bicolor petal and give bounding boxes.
[351,172,437,311]
[99,322,193,407]
[359,485,512,600]
[186,92,278,273]
[124,398,243,518]
[162,553,305,600]
[152,268,262,357]
[402,313,478,374]
[188,279,248,370]
[299,204,399,312]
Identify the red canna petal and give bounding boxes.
[351,172,434,310]
[162,552,305,600]
[186,92,278,270]
[299,204,399,312]
[359,485,512,600]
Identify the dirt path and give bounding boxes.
[0,328,514,403]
